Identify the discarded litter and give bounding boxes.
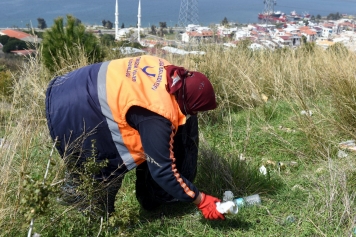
[239,153,246,161]
[291,184,305,191]
[259,165,267,175]
[280,215,296,225]
[300,110,313,116]
[251,92,268,103]
[277,215,297,226]
[223,190,234,202]
[339,140,356,152]
[261,93,268,102]
[285,215,295,223]
[263,159,276,166]
[337,150,348,158]
[352,227,356,235]
[278,126,296,133]
[278,161,298,168]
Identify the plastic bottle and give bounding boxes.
[217,192,261,215]
[234,194,261,208]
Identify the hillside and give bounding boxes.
[0,42,356,236]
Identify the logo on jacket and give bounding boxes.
[171,71,181,88]
[141,66,156,77]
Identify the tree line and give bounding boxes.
[149,22,174,37]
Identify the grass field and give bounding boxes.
[0,41,356,236]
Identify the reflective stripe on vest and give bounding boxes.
[97,61,136,170]
[97,56,186,171]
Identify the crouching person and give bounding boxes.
[45,55,224,220]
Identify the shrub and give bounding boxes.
[0,70,13,100]
[100,34,115,46]
[2,38,28,53]
[41,15,105,74]
[0,35,10,45]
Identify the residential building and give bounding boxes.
[217,25,237,38]
[181,25,214,43]
[0,29,42,43]
[299,26,317,42]
[283,26,302,46]
[276,35,292,47]
[312,26,323,38]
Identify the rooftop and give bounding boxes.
[0,29,31,39]
[0,29,42,43]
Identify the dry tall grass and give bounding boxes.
[176,44,356,153]
[1,42,356,235]
[0,52,62,233]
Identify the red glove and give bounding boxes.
[196,193,225,220]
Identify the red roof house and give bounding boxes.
[0,29,42,43]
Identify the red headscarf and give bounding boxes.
[165,65,217,115]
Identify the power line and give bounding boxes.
[262,0,277,24]
[178,0,199,27]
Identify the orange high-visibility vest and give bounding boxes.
[97,55,186,170]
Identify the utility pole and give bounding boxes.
[263,0,277,25]
[178,0,199,27]
[262,0,277,41]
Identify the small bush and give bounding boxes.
[0,70,13,100]
[2,38,28,53]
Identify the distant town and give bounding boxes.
[1,9,356,58]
